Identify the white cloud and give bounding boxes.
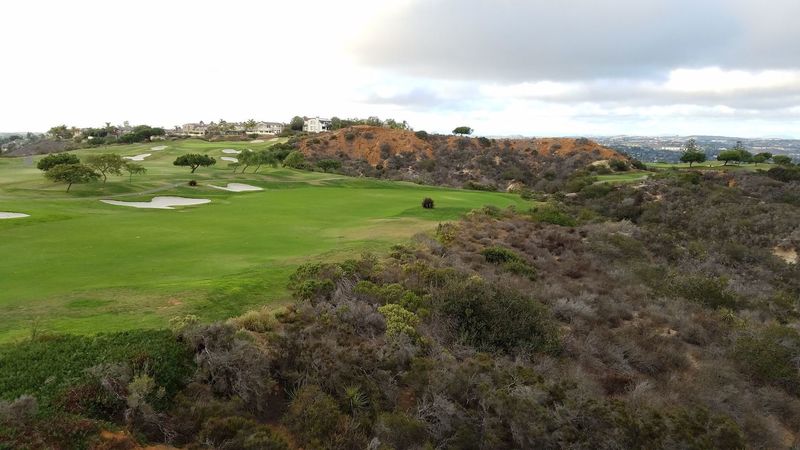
[1,0,799,137]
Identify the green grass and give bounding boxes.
[594,171,650,184]
[0,139,529,342]
[648,161,775,172]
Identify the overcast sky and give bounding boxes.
[2,0,799,137]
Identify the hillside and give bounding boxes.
[296,127,627,191]
[3,168,799,448]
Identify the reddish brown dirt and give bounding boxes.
[297,126,623,165]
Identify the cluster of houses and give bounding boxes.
[175,117,332,137]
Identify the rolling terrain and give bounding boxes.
[0,139,529,342]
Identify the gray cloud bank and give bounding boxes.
[354,0,800,82]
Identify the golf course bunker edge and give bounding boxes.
[100,196,211,209]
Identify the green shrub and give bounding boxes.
[378,304,420,340]
[200,416,288,450]
[481,247,536,280]
[0,330,193,415]
[481,246,521,264]
[731,325,800,394]
[354,281,423,311]
[580,182,613,199]
[502,259,537,280]
[284,385,343,447]
[670,275,739,309]
[767,166,800,182]
[463,181,497,191]
[609,159,629,171]
[375,412,429,448]
[564,175,597,193]
[287,262,347,302]
[233,308,277,333]
[432,278,559,353]
[435,222,458,245]
[529,205,577,226]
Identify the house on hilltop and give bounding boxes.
[303,117,331,133]
[180,122,210,137]
[253,121,284,135]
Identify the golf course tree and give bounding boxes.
[36,152,80,171]
[44,164,100,191]
[453,126,473,136]
[752,152,773,165]
[85,153,125,183]
[173,154,216,173]
[289,116,305,131]
[679,139,706,167]
[270,143,294,163]
[317,159,341,173]
[243,119,258,134]
[732,140,752,163]
[123,162,147,182]
[253,150,277,173]
[283,150,305,169]
[717,149,743,166]
[118,125,165,144]
[773,155,794,166]
[238,150,257,173]
[47,124,75,140]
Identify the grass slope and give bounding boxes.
[0,139,529,342]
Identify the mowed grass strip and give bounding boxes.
[0,139,530,342]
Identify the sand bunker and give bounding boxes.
[221,156,239,163]
[222,149,241,154]
[250,139,264,143]
[101,196,210,209]
[150,145,167,151]
[123,153,151,161]
[0,212,29,219]
[209,183,263,192]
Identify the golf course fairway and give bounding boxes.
[0,139,530,342]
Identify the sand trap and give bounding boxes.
[0,212,29,219]
[250,139,264,143]
[222,149,241,154]
[123,153,151,161]
[101,196,210,209]
[221,156,239,163]
[209,183,263,192]
[150,145,167,151]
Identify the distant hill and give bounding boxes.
[297,126,625,191]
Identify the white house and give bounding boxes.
[180,122,209,137]
[303,117,332,133]
[254,121,284,135]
